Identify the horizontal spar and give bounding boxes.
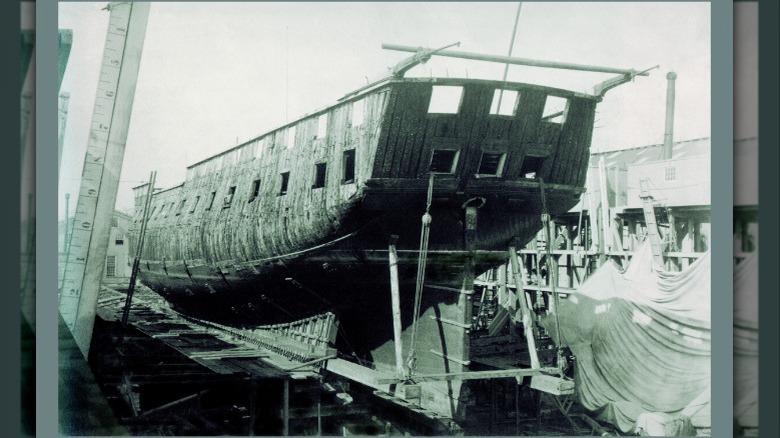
[382,43,650,76]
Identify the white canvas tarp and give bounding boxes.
[734,252,758,429]
[540,242,711,433]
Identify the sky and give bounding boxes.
[58,2,711,217]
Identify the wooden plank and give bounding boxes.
[376,367,555,384]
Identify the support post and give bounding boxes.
[508,247,540,369]
[122,171,156,327]
[388,236,405,380]
[598,157,611,259]
[283,378,290,436]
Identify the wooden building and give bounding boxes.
[59,210,134,286]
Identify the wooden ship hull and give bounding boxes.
[129,68,623,416]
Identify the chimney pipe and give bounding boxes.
[663,71,677,160]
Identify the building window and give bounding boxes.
[111,216,118,227]
[428,86,463,114]
[542,96,568,123]
[477,152,506,176]
[313,163,327,189]
[342,149,356,183]
[279,172,290,195]
[224,186,236,207]
[106,255,116,277]
[317,114,328,139]
[248,179,261,202]
[115,234,124,245]
[206,191,217,210]
[429,149,459,173]
[489,89,519,116]
[665,167,676,181]
[352,100,365,126]
[189,196,200,213]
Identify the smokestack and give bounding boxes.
[663,71,677,160]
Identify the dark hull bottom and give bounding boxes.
[139,209,548,417]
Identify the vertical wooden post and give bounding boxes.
[283,378,290,436]
[248,379,257,436]
[509,247,540,369]
[598,158,611,258]
[317,379,322,436]
[122,171,156,327]
[515,382,521,435]
[388,236,405,379]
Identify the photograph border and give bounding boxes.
[33,0,738,436]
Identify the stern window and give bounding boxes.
[543,96,568,123]
[428,86,463,114]
[286,126,296,149]
[429,149,459,173]
[352,100,365,126]
[317,114,328,138]
[489,89,519,116]
[521,156,544,179]
[477,152,506,176]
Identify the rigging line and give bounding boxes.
[407,173,435,375]
[496,2,523,112]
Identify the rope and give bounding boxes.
[539,177,565,376]
[406,174,435,375]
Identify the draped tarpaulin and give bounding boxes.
[733,252,758,430]
[540,242,711,433]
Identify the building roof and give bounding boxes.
[591,137,710,168]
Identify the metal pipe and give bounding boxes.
[382,43,649,76]
[663,71,677,160]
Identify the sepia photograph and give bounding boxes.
[56,2,713,435]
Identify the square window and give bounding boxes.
[352,100,365,126]
[286,126,296,149]
[521,156,544,179]
[428,86,463,114]
[313,163,327,189]
[543,96,568,123]
[665,167,676,181]
[489,89,519,116]
[477,152,506,176]
[115,234,124,245]
[317,114,328,138]
[429,149,459,173]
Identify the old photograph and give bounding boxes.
[57,2,712,435]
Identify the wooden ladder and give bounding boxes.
[639,178,665,266]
